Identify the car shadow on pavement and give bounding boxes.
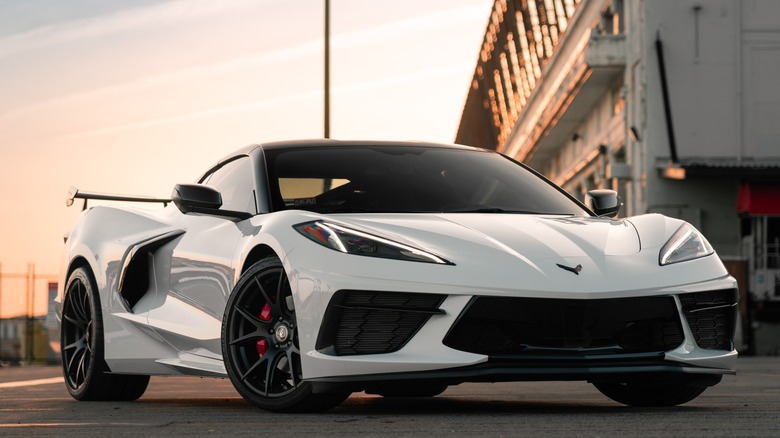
[332,394,718,415]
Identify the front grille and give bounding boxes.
[679,289,738,350]
[316,290,445,355]
[443,296,685,356]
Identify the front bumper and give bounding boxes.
[293,271,738,382]
[282,227,738,382]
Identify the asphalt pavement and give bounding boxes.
[1,357,778,437]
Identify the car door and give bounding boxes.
[146,156,258,360]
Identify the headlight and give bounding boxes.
[659,223,714,265]
[294,221,452,265]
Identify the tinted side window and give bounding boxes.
[203,157,256,214]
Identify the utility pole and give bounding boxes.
[324,0,331,139]
[0,262,3,365]
[27,263,34,364]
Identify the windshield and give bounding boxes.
[264,145,588,216]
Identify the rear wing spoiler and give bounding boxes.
[66,186,171,210]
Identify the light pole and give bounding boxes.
[324,0,331,139]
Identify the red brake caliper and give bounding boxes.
[256,303,272,356]
[256,339,269,357]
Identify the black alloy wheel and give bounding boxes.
[222,257,349,412]
[61,267,149,401]
[61,269,95,393]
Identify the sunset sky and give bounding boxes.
[0,0,492,317]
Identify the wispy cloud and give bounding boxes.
[330,5,487,49]
[58,89,321,140]
[0,0,262,58]
[0,1,484,59]
[58,63,472,140]
[0,37,322,120]
[3,3,484,121]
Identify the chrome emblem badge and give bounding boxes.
[556,263,582,275]
[275,325,289,343]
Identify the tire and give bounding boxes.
[592,374,721,407]
[222,257,350,413]
[61,267,150,401]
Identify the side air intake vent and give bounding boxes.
[678,289,738,350]
[118,229,184,312]
[316,290,446,355]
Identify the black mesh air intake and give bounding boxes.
[678,289,738,350]
[316,290,446,355]
[443,295,685,356]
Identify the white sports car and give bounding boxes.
[57,140,737,412]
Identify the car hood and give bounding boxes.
[283,211,724,295]
[328,213,640,262]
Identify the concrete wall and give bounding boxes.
[642,0,741,160]
[627,0,780,258]
[741,1,780,158]
[637,0,780,161]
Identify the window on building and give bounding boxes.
[613,85,625,116]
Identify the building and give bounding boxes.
[0,282,60,366]
[456,0,780,354]
[0,316,54,365]
[0,317,23,364]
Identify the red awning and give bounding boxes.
[738,183,780,215]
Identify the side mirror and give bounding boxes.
[587,189,621,218]
[172,184,222,214]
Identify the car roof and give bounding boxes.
[255,139,480,151]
